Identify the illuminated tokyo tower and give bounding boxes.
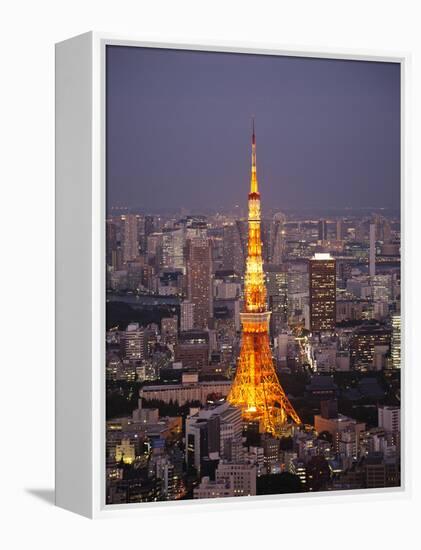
[228,121,301,435]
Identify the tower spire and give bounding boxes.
[250,117,258,194]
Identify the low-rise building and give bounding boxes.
[140,375,232,405]
[193,477,233,499]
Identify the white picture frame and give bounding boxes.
[55,31,411,518]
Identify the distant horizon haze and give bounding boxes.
[106,46,400,213]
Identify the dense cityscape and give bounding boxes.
[105,129,401,504]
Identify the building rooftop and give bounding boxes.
[315,413,357,423]
[313,253,333,260]
[306,375,338,390]
[141,380,232,391]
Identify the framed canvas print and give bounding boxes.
[55,32,409,518]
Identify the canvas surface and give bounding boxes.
[105,45,401,505]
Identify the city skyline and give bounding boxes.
[106,46,400,212]
[105,46,401,505]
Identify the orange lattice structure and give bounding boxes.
[228,121,301,435]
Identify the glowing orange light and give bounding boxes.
[228,122,301,436]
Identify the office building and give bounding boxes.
[378,406,400,433]
[121,214,139,263]
[318,219,328,242]
[186,416,220,473]
[222,222,245,275]
[121,323,144,361]
[140,377,231,406]
[193,477,233,499]
[336,219,343,241]
[180,300,195,332]
[314,413,365,453]
[265,264,288,336]
[215,462,257,496]
[185,401,242,472]
[350,323,391,369]
[162,227,185,272]
[175,330,209,370]
[186,237,213,329]
[161,316,178,346]
[309,253,336,332]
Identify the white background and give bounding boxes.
[1,0,420,547]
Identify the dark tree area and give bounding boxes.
[106,381,141,419]
[142,398,202,420]
[257,473,303,495]
[338,400,379,427]
[107,392,139,419]
[291,370,401,428]
[277,372,309,397]
[292,398,318,426]
[107,301,179,330]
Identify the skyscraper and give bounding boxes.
[228,122,301,435]
[309,253,336,332]
[122,323,144,360]
[106,219,117,267]
[378,405,400,432]
[318,219,328,242]
[186,237,213,329]
[162,226,185,272]
[336,219,343,241]
[175,330,209,370]
[350,323,391,368]
[261,218,285,265]
[144,215,155,237]
[146,231,163,267]
[121,214,139,263]
[222,222,246,275]
[106,219,123,270]
[265,264,288,337]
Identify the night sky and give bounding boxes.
[106,45,400,213]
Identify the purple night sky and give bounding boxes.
[106,45,400,213]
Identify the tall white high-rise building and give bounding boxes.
[146,232,163,259]
[162,227,185,272]
[336,219,344,241]
[122,323,144,360]
[378,405,400,433]
[318,219,328,242]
